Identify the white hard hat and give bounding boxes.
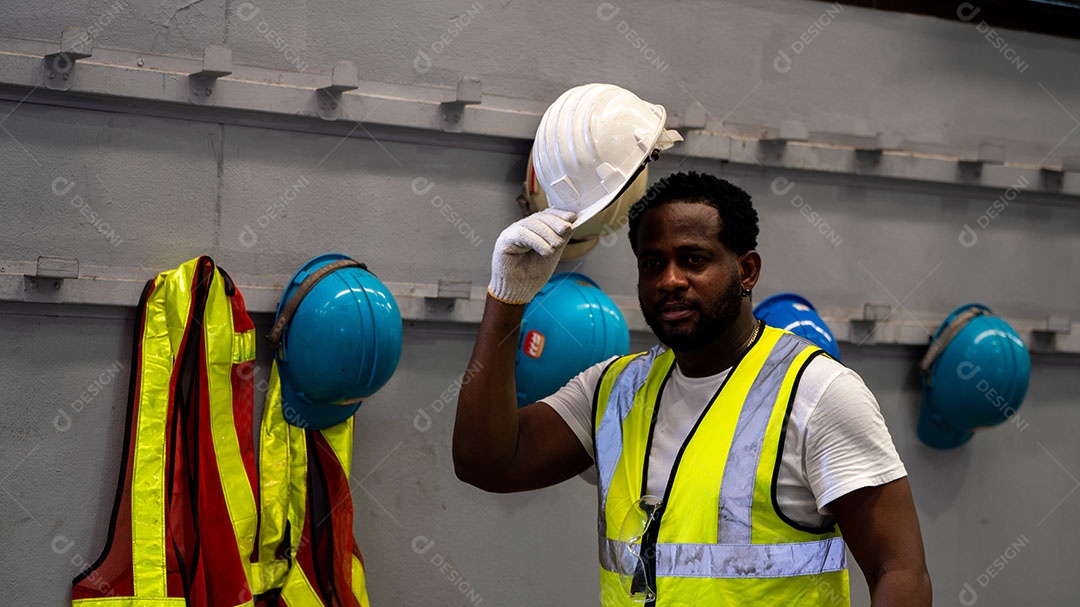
[533,83,682,228]
[522,148,650,259]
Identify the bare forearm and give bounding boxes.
[452,295,525,486]
[870,566,932,607]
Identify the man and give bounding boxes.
[453,171,932,606]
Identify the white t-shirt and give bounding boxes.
[542,352,907,528]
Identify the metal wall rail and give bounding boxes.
[1,33,1079,197]
[1,259,1074,354]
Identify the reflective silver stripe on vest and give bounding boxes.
[595,345,664,537]
[717,333,805,543]
[599,536,847,579]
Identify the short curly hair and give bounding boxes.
[627,171,759,256]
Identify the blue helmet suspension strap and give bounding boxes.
[918,306,989,388]
[267,258,367,356]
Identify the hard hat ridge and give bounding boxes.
[272,253,404,429]
[533,83,682,229]
[917,303,1031,449]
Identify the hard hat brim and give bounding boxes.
[917,392,975,449]
[279,376,363,430]
[570,158,650,230]
[753,292,841,361]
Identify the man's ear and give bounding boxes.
[739,250,762,291]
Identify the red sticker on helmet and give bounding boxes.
[523,330,546,359]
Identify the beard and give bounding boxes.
[639,274,744,352]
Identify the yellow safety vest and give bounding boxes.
[250,362,371,607]
[593,324,850,606]
[71,257,370,607]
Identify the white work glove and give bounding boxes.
[488,208,578,305]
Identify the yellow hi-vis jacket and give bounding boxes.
[593,323,850,606]
[71,257,370,607]
[250,362,371,607]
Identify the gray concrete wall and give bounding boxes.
[2,1,1079,605]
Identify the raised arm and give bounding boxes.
[452,209,591,493]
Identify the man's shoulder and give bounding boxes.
[797,350,851,392]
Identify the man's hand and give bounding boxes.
[487,208,577,305]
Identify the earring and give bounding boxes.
[742,288,752,297]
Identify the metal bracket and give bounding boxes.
[682,102,708,130]
[1030,331,1057,352]
[436,277,472,299]
[43,27,92,91]
[1040,167,1064,192]
[777,120,810,142]
[440,76,482,133]
[189,44,233,104]
[424,277,473,315]
[315,60,359,121]
[957,159,983,181]
[978,143,1006,164]
[854,133,903,171]
[24,256,79,291]
[957,143,1006,182]
[1030,314,1070,351]
[849,303,892,344]
[759,121,809,163]
[1045,314,1071,334]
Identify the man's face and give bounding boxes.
[635,202,744,351]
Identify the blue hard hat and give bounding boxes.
[516,272,631,407]
[917,304,1030,449]
[754,293,841,360]
[269,253,403,429]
